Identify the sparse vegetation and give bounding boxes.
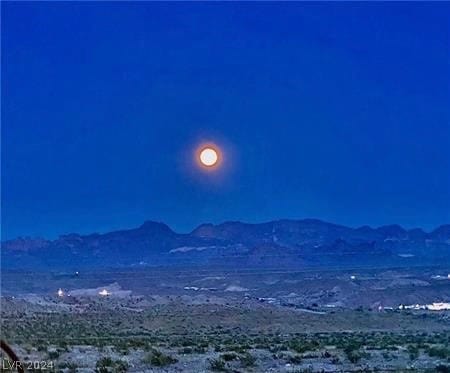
[143,348,178,367]
[436,365,450,373]
[2,267,450,372]
[221,352,238,361]
[287,354,303,364]
[95,357,128,372]
[209,357,228,371]
[240,351,257,367]
[58,362,78,373]
[426,346,450,359]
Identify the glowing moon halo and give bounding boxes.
[199,147,218,167]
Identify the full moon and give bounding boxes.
[199,147,218,167]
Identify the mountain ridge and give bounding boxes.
[2,219,449,270]
[4,219,449,246]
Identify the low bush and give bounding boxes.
[209,357,227,371]
[143,349,177,367]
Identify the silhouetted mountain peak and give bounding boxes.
[2,219,450,270]
[356,225,373,233]
[191,223,217,237]
[430,224,450,240]
[138,221,174,235]
[376,224,407,237]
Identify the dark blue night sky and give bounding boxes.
[3,2,449,239]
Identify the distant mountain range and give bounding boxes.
[2,220,450,270]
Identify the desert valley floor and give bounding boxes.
[1,266,450,372]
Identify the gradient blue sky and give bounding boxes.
[2,2,450,239]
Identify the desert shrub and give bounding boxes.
[408,344,419,360]
[344,348,363,363]
[57,340,69,352]
[287,354,302,364]
[221,352,238,361]
[427,346,450,359]
[268,344,285,352]
[143,349,177,367]
[228,344,249,353]
[343,338,363,352]
[96,357,128,373]
[209,357,227,371]
[47,350,60,360]
[436,365,450,373]
[58,362,78,373]
[115,343,130,355]
[331,356,340,364]
[289,339,319,354]
[240,352,256,367]
[36,343,47,352]
[192,345,207,353]
[322,350,332,358]
[112,360,128,373]
[124,339,146,349]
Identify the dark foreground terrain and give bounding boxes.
[1,267,450,372]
